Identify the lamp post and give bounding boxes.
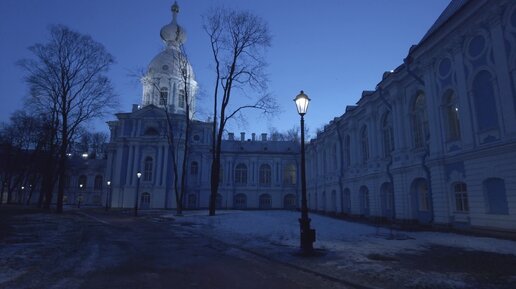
[134,172,142,216]
[105,181,111,211]
[78,184,83,208]
[294,90,315,255]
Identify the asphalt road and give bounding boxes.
[0,208,353,289]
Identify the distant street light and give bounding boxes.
[294,90,315,255]
[135,172,142,216]
[105,180,111,211]
[78,184,83,208]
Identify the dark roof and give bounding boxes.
[418,0,470,45]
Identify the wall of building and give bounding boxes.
[305,0,516,231]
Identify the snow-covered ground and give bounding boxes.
[167,210,516,289]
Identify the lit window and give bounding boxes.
[283,164,296,185]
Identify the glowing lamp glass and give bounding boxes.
[294,90,311,115]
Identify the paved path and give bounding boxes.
[0,208,354,289]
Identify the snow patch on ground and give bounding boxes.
[166,210,516,288]
[168,210,516,256]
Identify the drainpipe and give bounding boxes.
[404,52,434,224]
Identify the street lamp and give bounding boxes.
[294,90,315,255]
[134,172,142,216]
[78,184,83,208]
[105,180,111,211]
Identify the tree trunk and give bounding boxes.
[55,114,68,214]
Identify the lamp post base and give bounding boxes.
[299,217,315,255]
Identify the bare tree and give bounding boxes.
[0,111,54,206]
[204,7,277,215]
[19,25,116,213]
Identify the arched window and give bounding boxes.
[382,112,394,157]
[413,92,429,148]
[381,182,394,219]
[472,70,499,131]
[344,135,351,167]
[330,144,337,170]
[78,175,87,190]
[483,178,508,214]
[331,190,337,212]
[140,192,150,209]
[321,191,326,211]
[283,194,296,209]
[416,179,430,211]
[234,163,247,185]
[283,164,296,185]
[234,193,247,209]
[259,194,272,209]
[343,188,351,212]
[360,186,370,215]
[443,90,461,141]
[190,161,199,175]
[159,87,168,106]
[94,175,103,190]
[144,157,153,182]
[453,182,468,212]
[360,126,369,163]
[259,164,272,185]
[178,89,185,108]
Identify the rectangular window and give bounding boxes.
[178,89,185,108]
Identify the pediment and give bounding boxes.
[131,105,167,119]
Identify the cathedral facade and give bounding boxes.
[62,0,516,232]
[102,2,301,211]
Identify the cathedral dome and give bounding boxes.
[141,1,197,114]
[146,48,194,79]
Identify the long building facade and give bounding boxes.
[60,0,516,232]
[306,0,516,231]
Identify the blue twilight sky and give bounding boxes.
[0,0,451,138]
